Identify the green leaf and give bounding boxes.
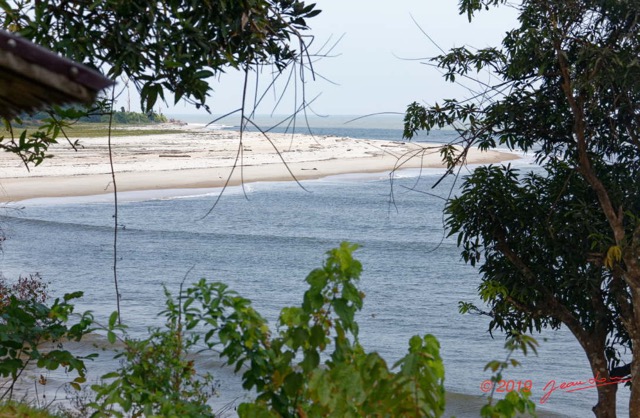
[108,311,119,328]
[484,360,502,372]
[300,349,320,372]
[309,324,326,348]
[194,70,214,79]
[283,372,303,397]
[332,299,353,329]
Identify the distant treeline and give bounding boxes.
[21,108,168,124]
[84,107,168,124]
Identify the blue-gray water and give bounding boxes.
[0,117,629,417]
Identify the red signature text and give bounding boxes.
[480,379,532,394]
[540,373,631,404]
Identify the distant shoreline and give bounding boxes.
[0,124,519,202]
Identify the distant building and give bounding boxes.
[0,30,113,119]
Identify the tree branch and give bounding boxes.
[552,23,625,245]
[494,229,599,352]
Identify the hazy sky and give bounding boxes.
[132,1,519,117]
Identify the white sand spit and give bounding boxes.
[0,125,518,201]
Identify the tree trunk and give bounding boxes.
[628,326,640,416]
[580,339,617,418]
[592,381,617,418]
[625,280,640,416]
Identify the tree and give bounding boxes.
[0,0,321,323]
[1,0,319,112]
[0,0,320,164]
[404,1,640,417]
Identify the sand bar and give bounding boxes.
[0,124,519,202]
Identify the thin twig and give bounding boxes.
[107,87,121,325]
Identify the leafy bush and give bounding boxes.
[0,274,95,401]
[0,400,64,417]
[0,274,48,308]
[229,242,447,417]
[1,245,537,417]
[90,291,218,417]
[479,333,538,418]
[91,243,446,417]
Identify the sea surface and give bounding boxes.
[0,115,630,417]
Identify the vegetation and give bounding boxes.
[2,0,320,113]
[0,245,536,417]
[20,110,168,126]
[0,0,319,166]
[82,110,167,125]
[0,1,548,416]
[0,401,63,418]
[404,1,640,416]
[4,110,178,141]
[89,243,447,417]
[0,274,94,402]
[58,127,184,139]
[1,124,188,139]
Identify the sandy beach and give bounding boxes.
[0,124,519,202]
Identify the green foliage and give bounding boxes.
[457,0,509,21]
[0,104,104,168]
[0,276,95,401]
[445,161,626,338]
[1,0,320,112]
[230,242,446,417]
[0,0,318,168]
[1,115,59,168]
[90,288,217,418]
[479,334,538,418]
[404,0,640,415]
[0,400,66,418]
[89,243,446,417]
[96,110,168,124]
[481,391,536,418]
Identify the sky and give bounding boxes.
[121,1,520,118]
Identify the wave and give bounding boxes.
[0,212,449,252]
[0,214,115,233]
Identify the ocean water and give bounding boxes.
[0,117,630,417]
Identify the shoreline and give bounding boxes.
[444,392,569,418]
[0,125,520,202]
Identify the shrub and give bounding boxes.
[0,274,95,401]
[90,295,217,417]
[91,243,446,417]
